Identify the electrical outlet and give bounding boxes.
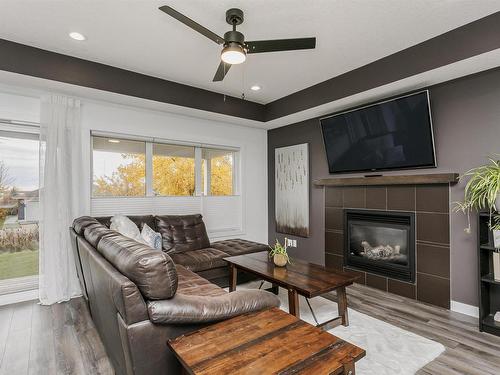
[286,239,297,248]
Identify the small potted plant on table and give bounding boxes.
[269,238,291,267]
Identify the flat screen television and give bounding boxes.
[320,91,436,174]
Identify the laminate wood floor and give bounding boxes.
[0,298,112,375]
[0,284,499,375]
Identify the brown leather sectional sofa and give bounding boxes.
[70,214,279,375]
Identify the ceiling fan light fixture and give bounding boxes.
[159,6,316,82]
[221,42,246,65]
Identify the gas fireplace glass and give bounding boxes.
[344,209,415,282]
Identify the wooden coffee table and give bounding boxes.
[225,251,359,329]
[168,307,365,375]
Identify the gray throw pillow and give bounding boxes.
[141,223,162,250]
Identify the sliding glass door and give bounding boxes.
[0,126,39,295]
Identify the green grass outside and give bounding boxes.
[0,250,39,280]
[0,217,5,229]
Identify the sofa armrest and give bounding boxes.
[147,290,280,324]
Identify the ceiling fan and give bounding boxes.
[159,6,316,82]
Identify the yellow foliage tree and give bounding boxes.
[93,154,146,196]
[153,155,195,196]
[93,153,233,196]
[210,155,233,196]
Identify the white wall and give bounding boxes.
[80,100,268,243]
[0,89,268,244]
[0,91,39,122]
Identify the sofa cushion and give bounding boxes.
[170,248,229,272]
[155,214,210,253]
[211,238,269,257]
[83,223,116,248]
[175,265,226,297]
[95,215,156,232]
[147,290,280,324]
[73,216,101,235]
[97,233,178,300]
[147,265,280,324]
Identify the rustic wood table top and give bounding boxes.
[224,251,360,298]
[168,307,365,375]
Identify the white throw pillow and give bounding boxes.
[141,224,162,250]
[110,215,141,241]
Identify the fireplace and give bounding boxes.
[344,209,415,282]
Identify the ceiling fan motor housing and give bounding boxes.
[226,8,244,25]
[224,30,245,45]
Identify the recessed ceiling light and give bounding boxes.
[108,139,120,144]
[69,32,86,41]
[250,85,261,91]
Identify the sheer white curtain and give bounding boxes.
[39,94,87,305]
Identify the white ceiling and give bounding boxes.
[0,0,499,104]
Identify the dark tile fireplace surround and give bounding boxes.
[324,183,451,309]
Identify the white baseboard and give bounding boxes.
[450,300,479,318]
[0,289,38,306]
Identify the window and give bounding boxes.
[92,136,146,197]
[0,127,39,292]
[91,135,238,197]
[153,143,195,196]
[202,148,234,196]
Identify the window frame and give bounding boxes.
[202,147,237,196]
[0,121,40,295]
[91,136,147,198]
[90,132,240,198]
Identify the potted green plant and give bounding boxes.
[454,157,500,280]
[269,238,291,267]
[454,157,500,242]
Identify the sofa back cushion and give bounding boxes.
[97,233,178,300]
[155,214,210,253]
[73,216,101,235]
[83,223,116,248]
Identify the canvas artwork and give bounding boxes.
[275,143,309,237]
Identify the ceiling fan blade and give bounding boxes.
[245,37,316,54]
[159,5,225,44]
[212,61,231,82]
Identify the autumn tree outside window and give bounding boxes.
[92,137,146,197]
[153,143,196,196]
[92,135,238,198]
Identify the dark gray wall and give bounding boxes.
[268,67,500,307]
[0,38,266,121]
[265,12,500,121]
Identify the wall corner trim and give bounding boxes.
[450,300,479,318]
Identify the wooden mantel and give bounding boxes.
[314,173,459,187]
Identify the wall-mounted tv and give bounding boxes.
[320,91,436,174]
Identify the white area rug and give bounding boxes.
[237,282,445,375]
